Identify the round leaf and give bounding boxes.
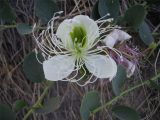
[16,23,33,35]
[138,21,154,46]
[0,0,16,23]
[0,104,16,120]
[13,100,27,112]
[36,97,60,113]
[112,65,127,96]
[112,105,140,120]
[35,0,59,23]
[80,91,101,120]
[124,5,146,30]
[23,52,45,83]
[98,0,120,20]
[91,1,101,20]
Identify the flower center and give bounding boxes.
[70,25,87,59]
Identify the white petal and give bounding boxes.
[85,55,117,80]
[126,61,136,78]
[43,55,75,81]
[103,29,131,47]
[56,15,99,49]
[73,15,100,46]
[56,19,74,49]
[103,35,117,48]
[111,29,131,41]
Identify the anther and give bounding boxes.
[97,46,103,50]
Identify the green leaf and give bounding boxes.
[116,16,126,25]
[124,5,146,30]
[145,0,160,4]
[80,91,101,120]
[91,1,101,20]
[35,0,59,23]
[13,100,27,112]
[112,105,140,120]
[36,97,60,113]
[138,21,154,46]
[16,23,33,35]
[23,52,45,83]
[0,104,16,120]
[112,65,127,96]
[0,0,16,23]
[98,0,120,20]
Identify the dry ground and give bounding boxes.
[0,0,160,120]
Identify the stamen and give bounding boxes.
[35,49,43,64]
[70,65,87,83]
[95,13,111,22]
[33,11,71,57]
[99,46,123,59]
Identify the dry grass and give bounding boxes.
[0,0,160,120]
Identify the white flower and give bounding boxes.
[34,14,118,86]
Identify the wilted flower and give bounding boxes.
[33,12,136,86]
[103,29,131,48]
[103,29,138,78]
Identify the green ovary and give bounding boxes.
[70,25,87,58]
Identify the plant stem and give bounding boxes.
[0,24,17,29]
[0,24,46,30]
[22,82,53,120]
[92,72,160,114]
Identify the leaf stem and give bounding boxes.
[92,72,160,114]
[22,82,53,120]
